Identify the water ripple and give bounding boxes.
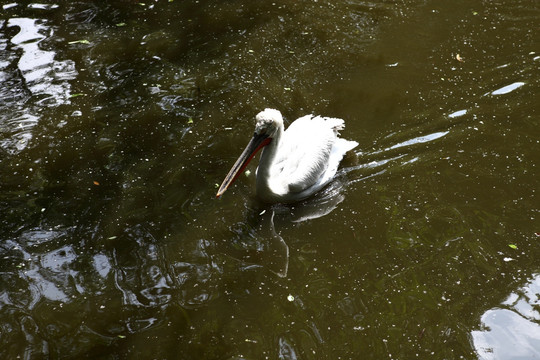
[490,81,526,96]
[385,131,449,151]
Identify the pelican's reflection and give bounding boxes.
[221,179,346,277]
[273,179,345,224]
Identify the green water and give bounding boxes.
[1,0,538,358]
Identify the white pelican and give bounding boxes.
[216,108,358,203]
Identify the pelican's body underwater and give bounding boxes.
[217,108,358,203]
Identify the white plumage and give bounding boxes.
[217,108,358,203]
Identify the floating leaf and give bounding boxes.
[187,117,194,124]
[456,54,465,62]
[118,335,126,339]
[287,295,294,302]
[108,236,117,240]
[244,169,251,177]
[68,39,90,45]
[284,87,291,91]
[93,180,100,186]
[508,244,517,250]
[116,23,127,27]
[69,93,86,98]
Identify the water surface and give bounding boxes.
[0,0,538,359]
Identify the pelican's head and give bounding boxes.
[216,108,282,198]
[254,108,283,138]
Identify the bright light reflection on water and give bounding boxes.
[1,15,76,154]
[472,274,540,360]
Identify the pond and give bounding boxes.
[1,0,538,358]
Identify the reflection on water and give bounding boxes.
[472,274,540,359]
[8,17,72,98]
[448,109,467,118]
[1,12,76,154]
[284,179,346,223]
[223,179,353,277]
[489,81,526,96]
[384,131,449,151]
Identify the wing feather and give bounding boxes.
[274,115,344,193]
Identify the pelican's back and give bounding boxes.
[275,115,357,196]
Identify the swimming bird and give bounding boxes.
[216,108,358,203]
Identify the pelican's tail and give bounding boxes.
[318,117,346,135]
[338,138,359,154]
[316,116,358,178]
[316,116,357,153]
[317,137,357,187]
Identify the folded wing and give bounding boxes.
[274,115,354,194]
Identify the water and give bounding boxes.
[0,0,538,359]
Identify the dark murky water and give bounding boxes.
[1,0,538,359]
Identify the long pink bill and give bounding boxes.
[216,132,271,198]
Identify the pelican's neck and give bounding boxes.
[256,123,284,197]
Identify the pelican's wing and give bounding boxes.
[275,115,346,193]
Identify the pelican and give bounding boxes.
[216,108,358,203]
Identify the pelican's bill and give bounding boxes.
[216,132,271,198]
